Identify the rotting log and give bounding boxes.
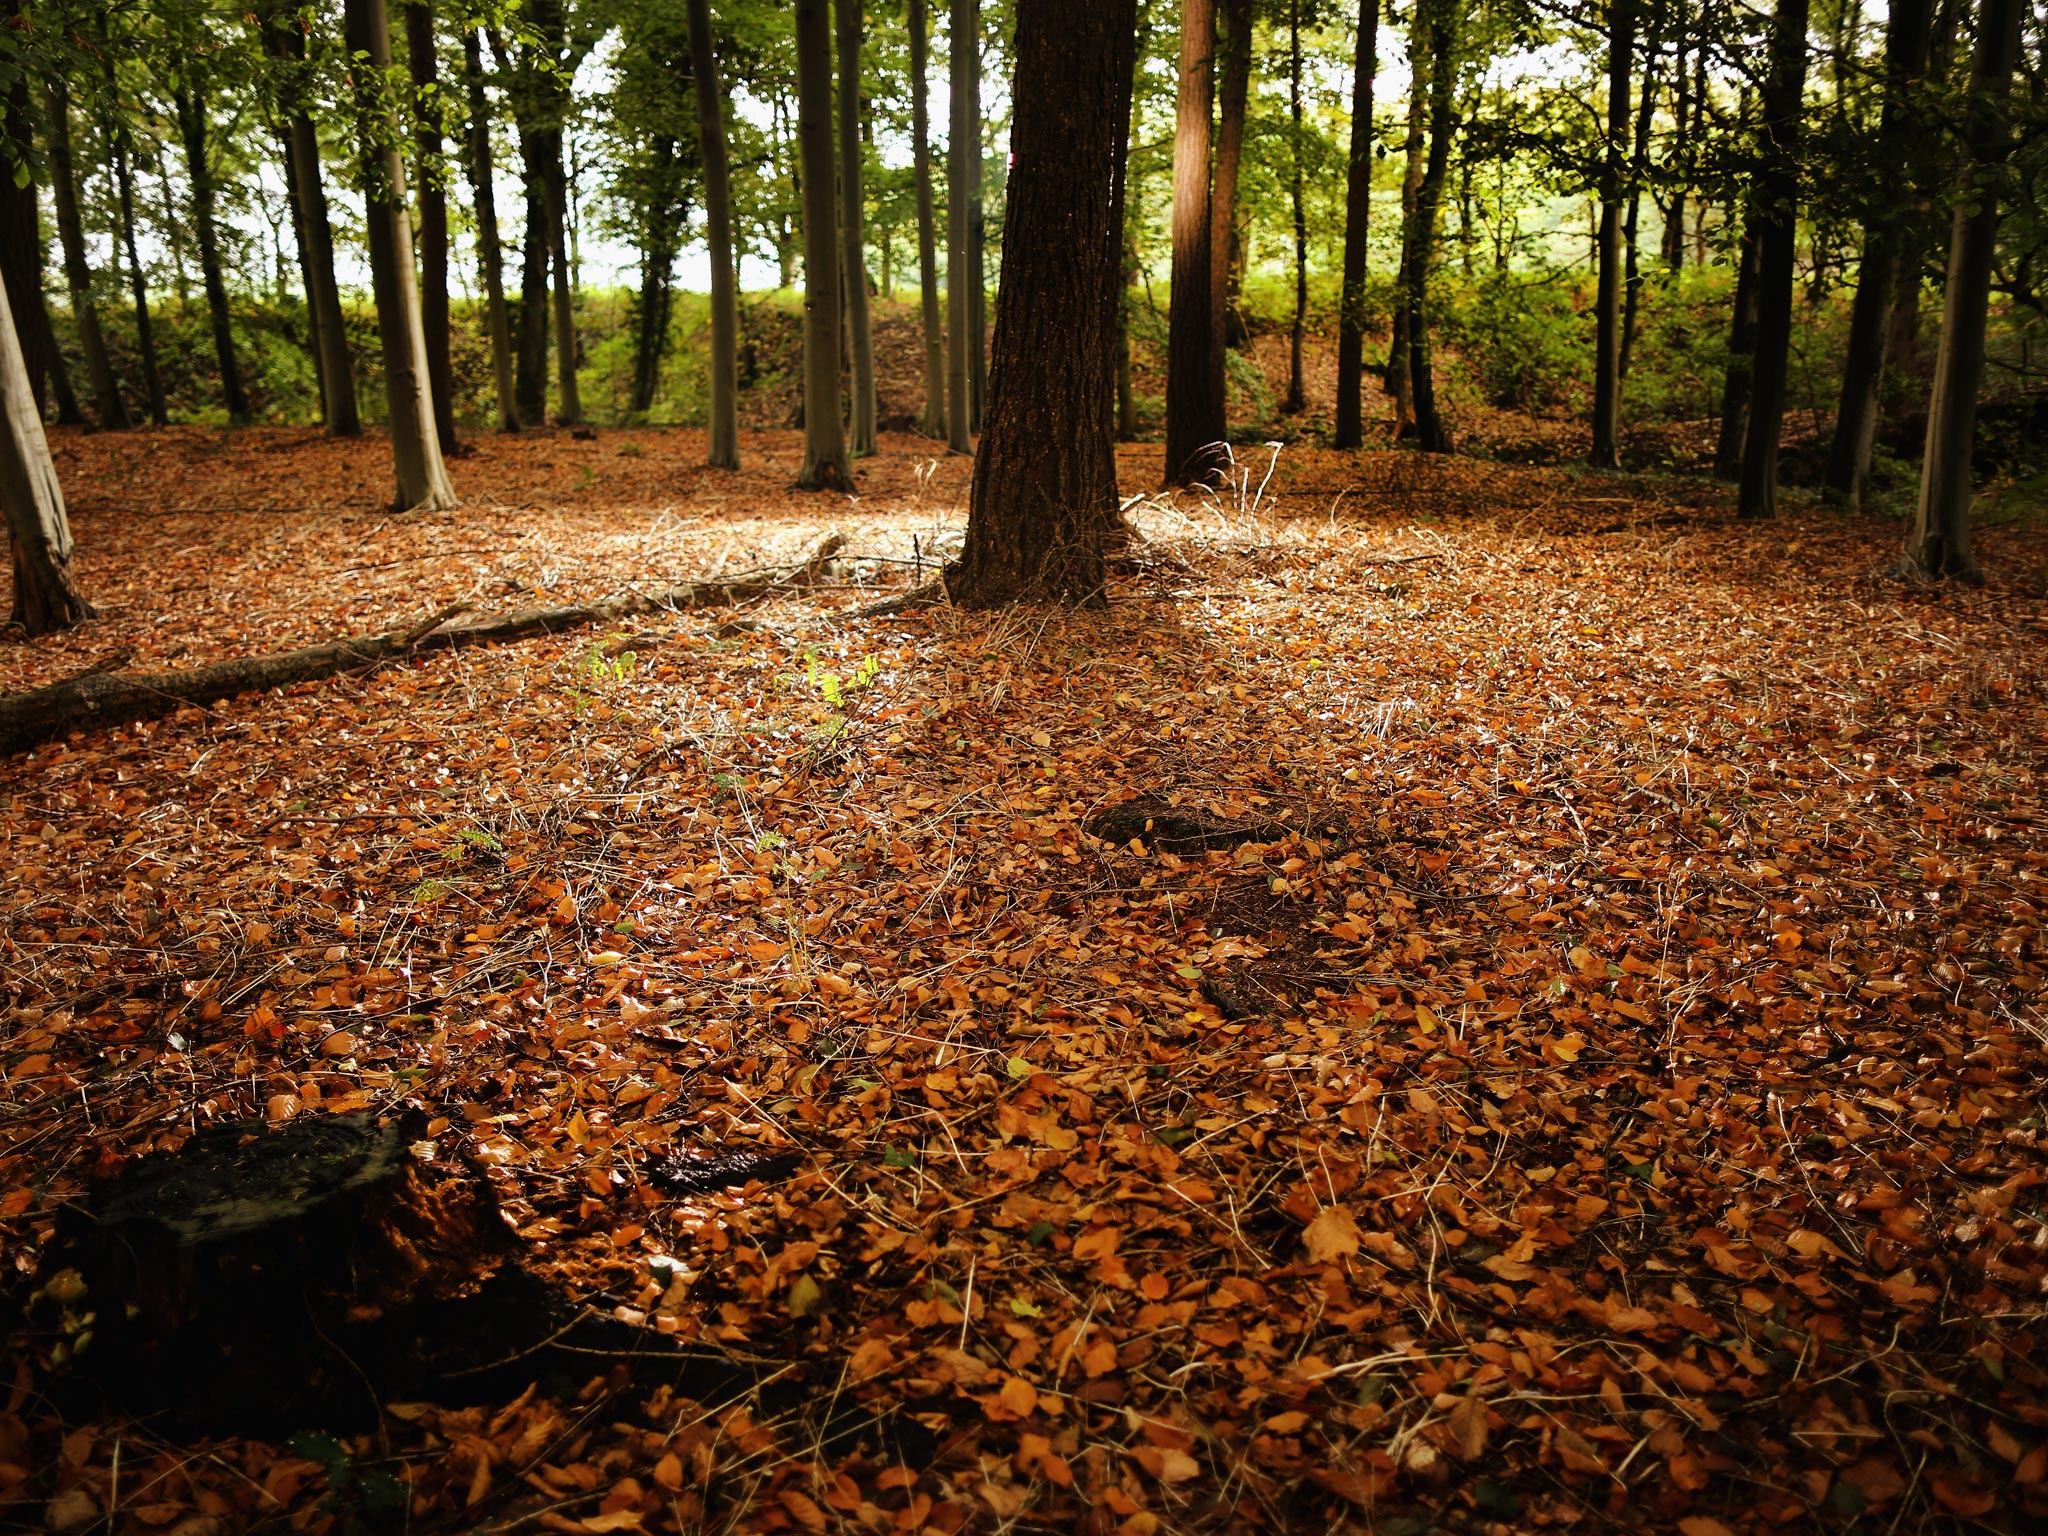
[0,532,844,755]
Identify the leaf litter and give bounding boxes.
[2,426,2046,1533]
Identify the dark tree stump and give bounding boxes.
[38,1113,546,1430]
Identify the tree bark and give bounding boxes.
[542,129,583,426]
[1663,3,1689,272]
[515,140,550,425]
[1207,0,1251,430]
[945,0,976,454]
[345,0,458,512]
[0,260,92,635]
[406,1,458,456]
[1333,0,1380,449]
[629,137,681,417]
[795,0,853,489]
[948,0,1136,609]
[1903,0,2022,582]
[44,84,128,429]
[1714,222,1761,478]
[1735,0,1811,521]
[1384,12,1429,414]
[836,0,877,456]
[270,11,360,437]
[1285,0,1308,416]
[1164,0,1223,485]
[172,84,251,422]
[464,29,519,432]
[108,92,168,427]
[0,56,49,418]
[687,0,741,468]
[0,535,844,756]
[1591,0,1635,468]
[908,0,945,440]
[1400,0,1455,454]
[1618,13,1660,382]
[1824,0,1934,506]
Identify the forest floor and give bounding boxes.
[3,426,2046,1535]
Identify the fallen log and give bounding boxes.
[0,532,844,756]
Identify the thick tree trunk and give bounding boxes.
[406,1,458,455]
[1333,0,1380,449]
[1401,0,1455,454]
[0,62,49,418]
[44,86,127,430]
[464,29,518,432]
[945,0,976,454]
[173,85,251,422]
[948,0,1136,609]
[795,0,853,489]
[909,0,945,440]
[345,0,458,512]
[1164,0,1222,485]
[1904,0,2022,582]
[542,131,583,425]
[108,104,168,427]
[0,536,843,755]
[1714,223,1761,479]
[270,16,360,437]
[0,264,92,635]
[836,0,877,456]
[687,0,740,468]
[1285,0,1308,416]
[1735,0,1811,521]
[277,128,326,421]
[515,145,550,426]
[1591,0,1636,468]
[1207,0,1251,427]
[1825,0,1934,506]
[1384,19,1429,414]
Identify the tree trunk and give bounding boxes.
[0,58,48,419]
[269,14,360,437]
[1664,4,1688,272]
[1285,0,1308,415]
[1824,0,1934,505]
[0,262,92,635]
[108,97,168,427]
[173,84,251,422]
[1207,0,1251,430]
[345,0,458,512]
[1903,0,2022,582]
[1618,9,1660,382]
[1714,223,1761,479]
[629,138,680,417]
[966,44,987,432]
[687,0,740,468]
[1333,0,1380,449]
[1164,0,1222,485]
[1401,0,1455,454]
[44,85,128,430]
[1590,0,1635,468]
[1384,15,1429,414]
[945,0,976,454]
[948,0,1136,609]
[406,1,458,455]
[1735,0,1811,521]
[515,142,550,425]
[542,130,583,425]
[836,0,877,456]
[464,29,519,431]
[909,0,945,439]
[794,0,853,489]
[276,127,326,421]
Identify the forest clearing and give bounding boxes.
[3,427,2045,1532]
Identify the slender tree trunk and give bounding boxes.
[1904,0,2022,581]
[1619,12,1660,382]
[1207,0,1251,430]
[464,29,518,431]
[909,0,945,439]
[1385,16,1430,414]
[1333,0,1380,449]
[108,103,167,426]
[44,85,127,429]
[1164,0,1222,485]
[687,0,740,468]
[945,0,976,454]
[173,85,251,422]
[1591,0,1636,468]
[1714,225,1761,479]
[1285,0,1308,415]
[1402,0,1455,454]
[344,0,458,511]
[1736,0,1812,521]
[541,131,583,425]
[0,253,92,634]
[406,1,458,454]
[1664,3,1689,272]
[949,0,1137,609]
[270,16,360,436]
[515,139,550,424]
[836,0,877,455]
[794,0,853,489]
[629,137,680,417]
[966,41,987,432]
[276,128,327,422]
[0,58,48,418]
[1116,14,1146,443]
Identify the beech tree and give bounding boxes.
[944,0,976,455]
[464,28,519,432]
[686,0,740,469]
[837,0,877,456]
[794,0,853,490]
[1207,0,1252,433]
[170,76,251,422]
[909,0,945,440]
[43,83,128,430]
[344,0,458,512]
[1590,0,1635,469]
[405,0,458,456]
[1333,0,1380,450]
[949,0,1136,608]
[1164,0,1223,486]
[0,263,91,635]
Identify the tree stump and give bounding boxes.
[35,1113,545,1430]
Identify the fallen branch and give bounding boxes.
[1,533,845,756]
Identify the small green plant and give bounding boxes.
[286,1432,407,1536]
[583,640,640,685]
